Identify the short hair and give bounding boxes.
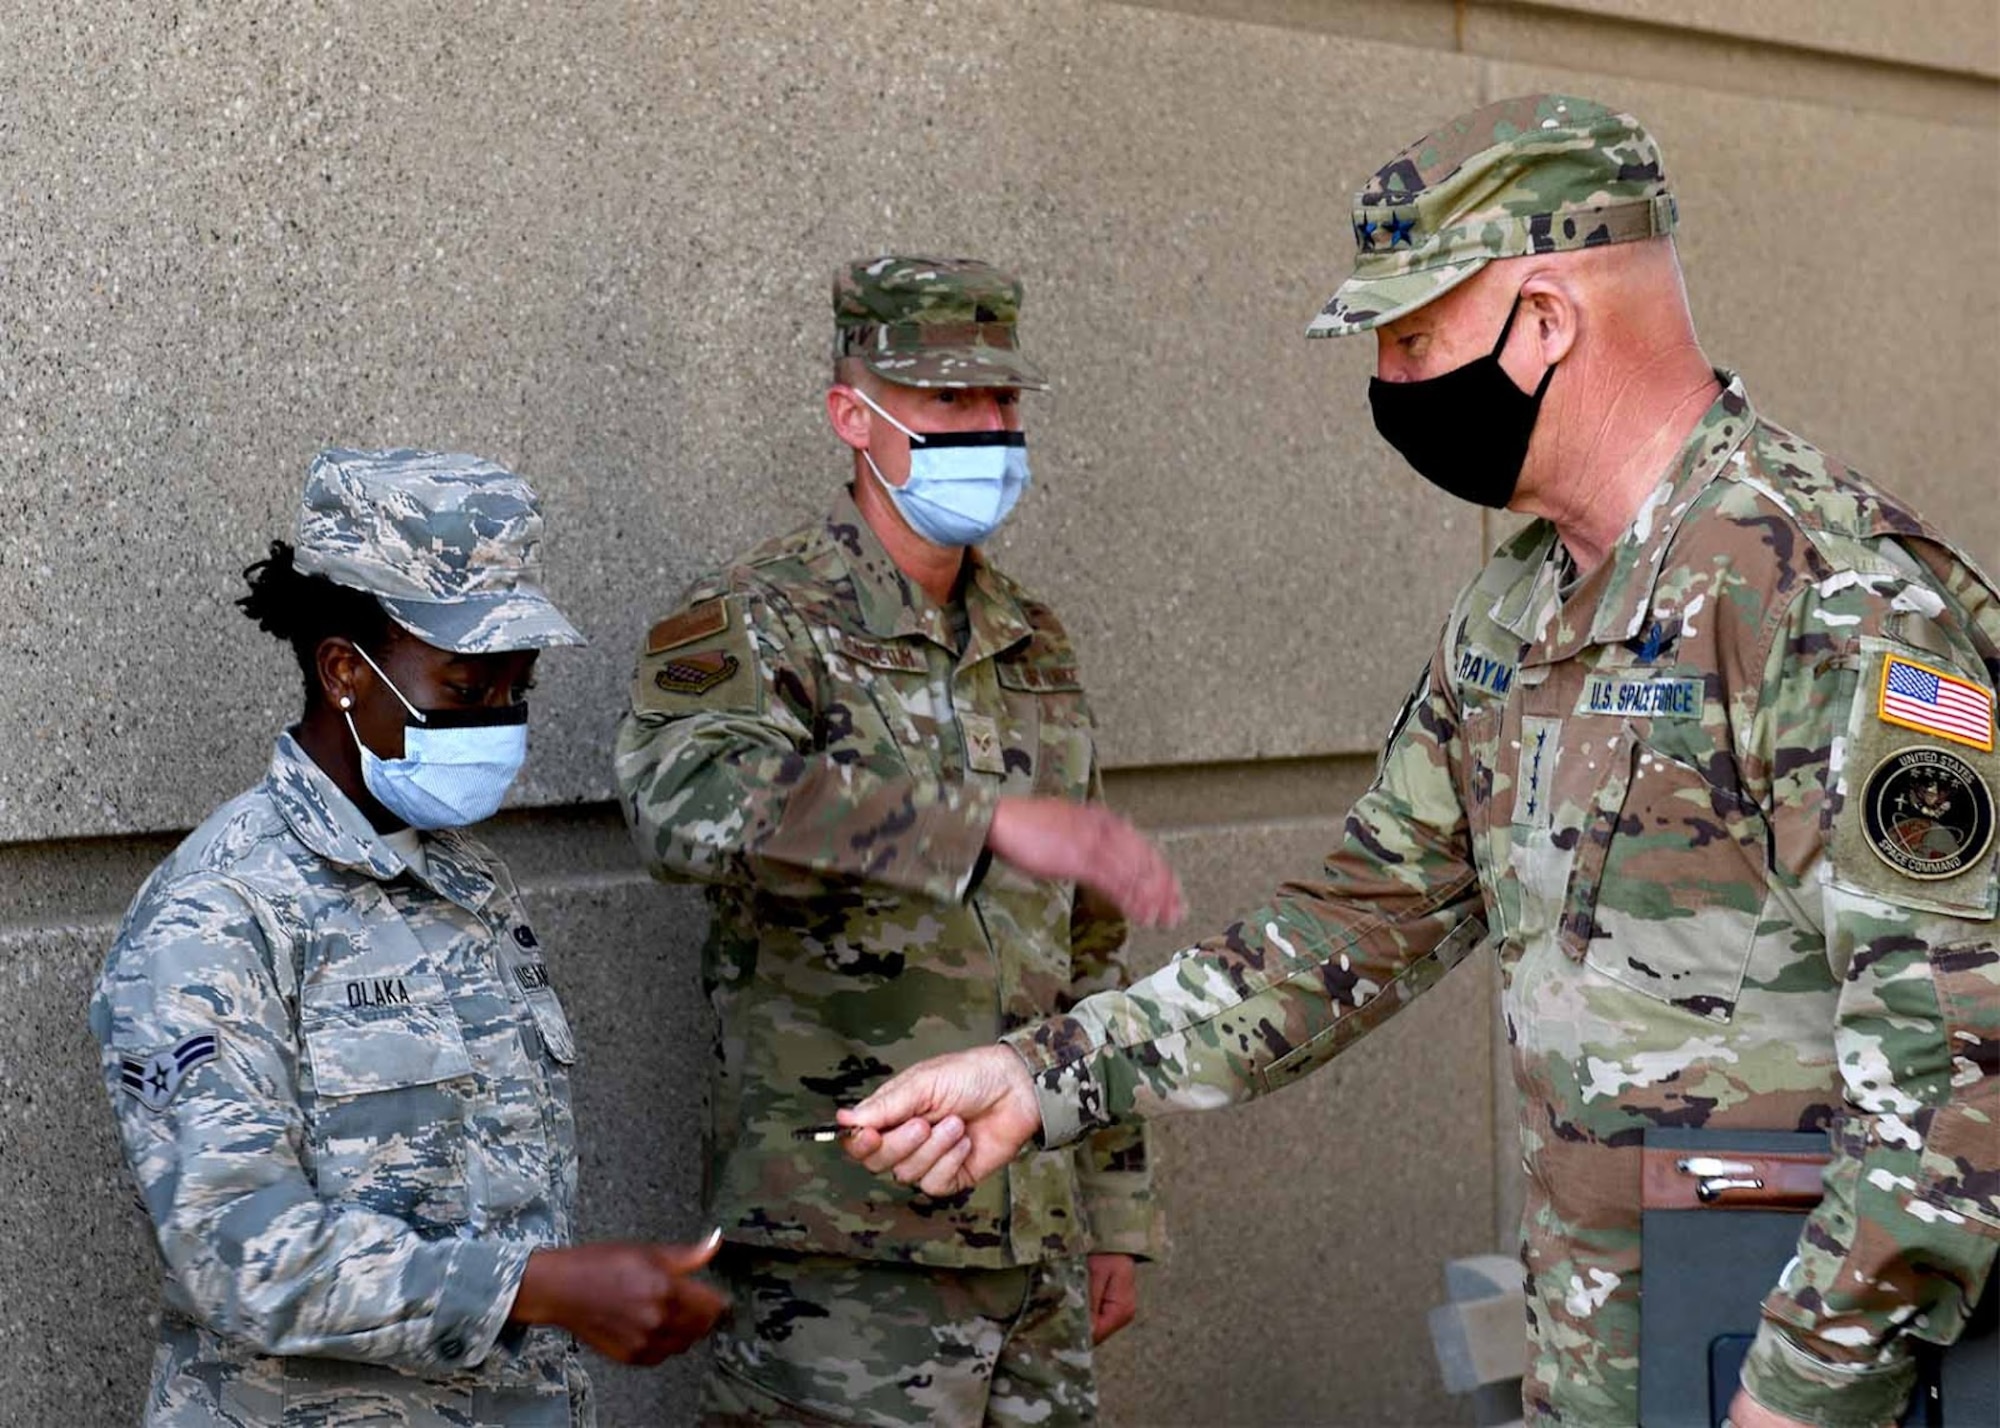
[237,539,394,705]
[832,354,878,391]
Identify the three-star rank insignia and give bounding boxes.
[1860,745,1995,881]
[656,650,739,696]
[120,1033,218,1113]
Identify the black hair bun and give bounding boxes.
[237,540,303,640]
[235,538,390,703]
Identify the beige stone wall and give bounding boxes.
[2,2,1992,1422]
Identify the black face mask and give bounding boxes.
[1368,291,1556,510]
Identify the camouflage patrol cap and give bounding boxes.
[834,256,1049,390]
[293,449,586,654]
[1307,94,1678,338]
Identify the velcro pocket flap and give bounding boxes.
[301,973,474,1097]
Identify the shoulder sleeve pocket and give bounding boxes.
[633,594,762,717]
[1831,642,1997,919]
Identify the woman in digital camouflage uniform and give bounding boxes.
[92,450,723,1426]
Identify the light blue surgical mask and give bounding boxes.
[849,386,1030,548]
[344,645,529,830]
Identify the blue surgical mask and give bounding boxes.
[849,386,1030,548]
[344,645,529,830]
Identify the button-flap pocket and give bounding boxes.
[301,973,474,1097]
[1577,735,1769,1021]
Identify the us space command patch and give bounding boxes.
[120,1033,218,1113]
[655,650,739,695]
[1860,746,1995,881]
[1877,654,1994,751]
[1576,673,1702,719]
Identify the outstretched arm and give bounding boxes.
[617,584,1182,927]
[844,648,1485,1189]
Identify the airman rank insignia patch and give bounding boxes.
[1860,746,1995,881]
[647,597,729,656]
[1877,654,1993,751]
[655,650,739,696]
[120,1033,218,1113]
[960,712,1008,775]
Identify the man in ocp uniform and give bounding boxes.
[615,257,1177,1425]
[841,100,2000,1428]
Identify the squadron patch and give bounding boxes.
[120,1033,219,1113]
[1860,746,1995,881]
[655,650,740,696]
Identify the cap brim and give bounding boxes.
[865,347,1050,391]
[378,584,587,655]
[1304,258,1488,338]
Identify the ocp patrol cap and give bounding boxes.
[1307,94,1678,337]
[293,448,586,655]
[834,255,1049,391]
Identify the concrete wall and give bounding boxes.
[2,2,1992,1423]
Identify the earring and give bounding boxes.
[338,696,352,710]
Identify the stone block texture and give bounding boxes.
[2,1,1992,1424]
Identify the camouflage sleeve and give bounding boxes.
[1065,756,1164,1261]
[1006,649,1488,1147]
[90,873,527,1372]
[613,582,994,902]
[1737,576,2000,1423]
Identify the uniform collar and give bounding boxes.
[266,730,496,911]
[822,488,1034,664]
[1522,370,1757,665]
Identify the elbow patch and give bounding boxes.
[632,595,762,717]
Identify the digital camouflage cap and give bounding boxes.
[293,448,586,655]
[834,256,1049,391]
[1307,94,1678,337]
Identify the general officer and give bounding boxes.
[614,257,1180,1426]
[92,451,726,1426]
[838,98,2000,1428]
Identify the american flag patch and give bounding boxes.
[1878,655,1994,751]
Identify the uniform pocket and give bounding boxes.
[1574,735,1769,1021]
[996,661,1090,800]
[302,973,474,1094]
[300,973,473,1230]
